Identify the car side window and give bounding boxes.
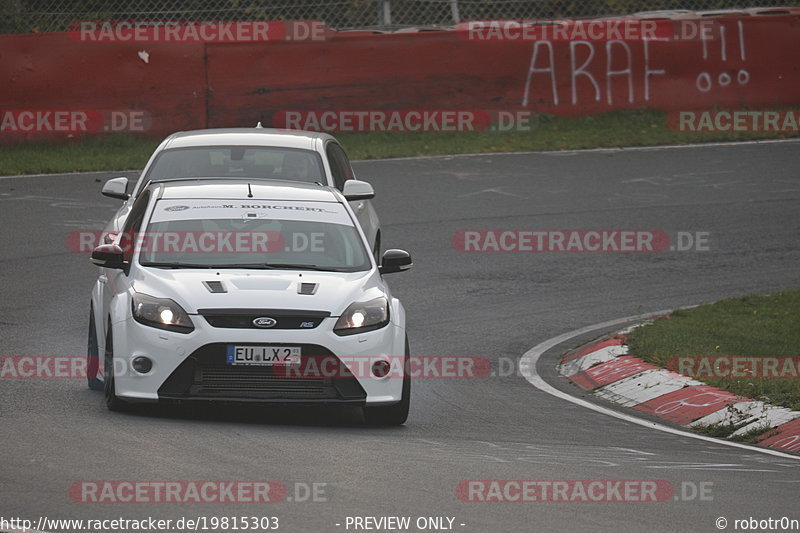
[118,189,151,264]
[325,143,355,190]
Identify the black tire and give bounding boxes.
[87,304,103,391]
[103,327,127,411]
[364,337,410,426]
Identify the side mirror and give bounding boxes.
[379,249,412,275]
[102,177,130,200]
[343,179,375,201]
[90,244,126,269]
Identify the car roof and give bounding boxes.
[161,128,337,150]
[153,178,341,203]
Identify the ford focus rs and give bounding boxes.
[87,178,412,425]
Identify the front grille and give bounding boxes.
[158,343,366,403]
[194,366,335,399]
[198,309,329,329]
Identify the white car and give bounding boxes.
[99,128,382,257]
[87,179,412,425]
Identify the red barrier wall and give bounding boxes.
[207,12,800,126]
[1,9,799,141]
[0,33,206,141]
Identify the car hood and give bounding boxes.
[130,268,384,316]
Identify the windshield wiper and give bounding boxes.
[140,262,217,269]
[221,263,342,271]
[199,263,343,271]
[259,263,341,272]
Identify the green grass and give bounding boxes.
[0,135,160,176]
[2,109,799,175]
[693,420,776,443]
[340,108,800,159]
[626,290,800,411]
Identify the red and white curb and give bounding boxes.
[559,332,800,454]
[519,311,800,460]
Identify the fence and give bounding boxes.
[3,0,799,33]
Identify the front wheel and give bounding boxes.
[364,338,410,426]
[103,327,128,411]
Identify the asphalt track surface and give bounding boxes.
[2,140,800,533]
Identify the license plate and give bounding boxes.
[226,345,301,366]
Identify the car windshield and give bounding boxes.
[137,199,370,272]
[144,146,325,184]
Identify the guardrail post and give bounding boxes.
[450,0,461,24]
[379,0,391,26]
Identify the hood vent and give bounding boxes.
[203,280,227,293]
[298,282,318,295]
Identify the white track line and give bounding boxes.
[518,310,800,461]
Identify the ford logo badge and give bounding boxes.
[252,317,277,328]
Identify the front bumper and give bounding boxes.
[110,315,406,406]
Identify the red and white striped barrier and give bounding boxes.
[559,332,800,454]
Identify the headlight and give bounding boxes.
[334,296,390,336]
[131,292,194,333]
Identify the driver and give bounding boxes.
[281,152,315,181]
